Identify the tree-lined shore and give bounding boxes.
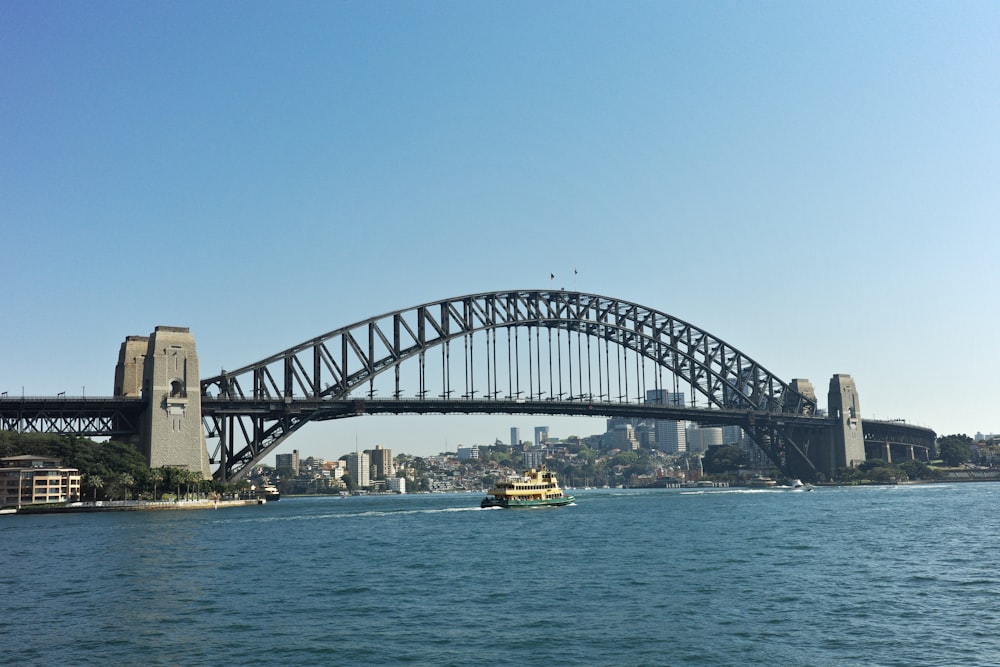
[0,432,243,501]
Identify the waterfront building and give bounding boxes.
[0,455,82,508]
[388,477,407,493]
[347,452,371,488]
[275,449,300,474]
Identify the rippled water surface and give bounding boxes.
[3,483,1000,666]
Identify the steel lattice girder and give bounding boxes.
[201,291,820,482]
[0,397,144,437]
[202,291,815,412]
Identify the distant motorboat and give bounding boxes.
[790,479,813,492]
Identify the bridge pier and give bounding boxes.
[825,374,866,475]
[790,374,866,480]
[114,327,210,479]
[880,441,892,463]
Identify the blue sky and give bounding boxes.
[3,2,999,461]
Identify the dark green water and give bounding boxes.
[2,484,998,666]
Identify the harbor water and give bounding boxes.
[2,483,999,666]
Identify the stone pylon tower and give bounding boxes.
[827,373,866,471]
[783,374,867,480]
[114,335,148,397]
[114,326,211,479]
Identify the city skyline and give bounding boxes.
[4,3,999,460]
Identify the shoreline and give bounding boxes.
[7,474,1000,515]
[4,498,259,515]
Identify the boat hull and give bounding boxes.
[480,495,575,509]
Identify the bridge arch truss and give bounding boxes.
[201,290,818,481]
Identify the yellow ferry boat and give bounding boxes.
[480,467,574,509]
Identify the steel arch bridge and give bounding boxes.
[201,290,833,482]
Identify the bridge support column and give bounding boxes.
[808,374,866,479]
[881,441,892,463]
[116,327,210,479]
[828,374,866,473]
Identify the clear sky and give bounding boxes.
[3,2,999,463]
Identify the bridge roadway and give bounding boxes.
[0,396,143,437]
[2,394,934,452]
[199,396,832,429]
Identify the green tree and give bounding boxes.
[85,473,104,502]
[703,445,746,474]
[859,458,887,472]
[179,470,197,499]
[610,451,639,466]
[937,434,974,467]
[898,459,932,480]
[118,473,135,500]
[341,472,357,492]
[836,466,862,484]
[865,466,896,483]
[148,468,164,501]
[163,467,190,500]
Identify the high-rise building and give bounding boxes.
[366,445,394,480]
[646,389,668,404]
[660,420,687,453]
[686,425,723,453]
[510,427,520,447]
[646,389,686,453]
[534,426,549,446]
[611,423,640,451]
[722,425,744,446]
[347,452,370,488]
[275,449,300,474]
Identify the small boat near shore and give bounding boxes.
[481,467,574,509]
